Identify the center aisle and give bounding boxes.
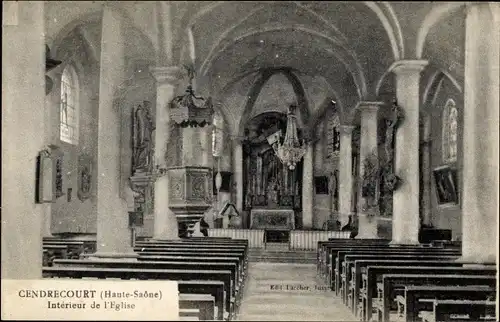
[236,262,357,321]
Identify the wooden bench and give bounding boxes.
[374,273,497,322]
[317,239,390,276]
[43,238,97,253]
[419,299,496,322]
[42,245,69,265]
[334,249,460,294]
[178,280,226,320]
[139,255,244,288]
[401,285,495,322]
[180,308,200,321]
[324,244,443,287]
[179,293,216,321]
[349,259,464,315]
[329,247,461,294]
[52,258,240,312]
[44,241,84,259]
[42,266,235,320]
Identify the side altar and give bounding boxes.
[250,208,295,230]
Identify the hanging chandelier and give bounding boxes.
[267,104,307,170]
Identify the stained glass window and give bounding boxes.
[60,65,79,144]
[442,99,458,163]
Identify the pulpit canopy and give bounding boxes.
[170,64,214,127]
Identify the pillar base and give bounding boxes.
[455,255,497,266]
[356,213,379,239]
[389,239,421,246]
[83,252,139,261]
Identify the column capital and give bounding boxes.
[354,101,384,115]
[339,125,356,135]
[390,60,429,76]
[150,66,183,85]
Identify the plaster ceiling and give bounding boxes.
[188,1,396,100]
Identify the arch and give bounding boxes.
[416,2,466,59]
[237,69,310,138]
[51,7,156,61]
[186,1,403,60]
[422,67,463,107]
[200,24,367,99]
[51,11,103,58]
[200,23,351,76]
[363,1,404,60]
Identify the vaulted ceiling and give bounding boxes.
[45,1,472,128]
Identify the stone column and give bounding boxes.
[390,60,428,245]
[302,145,314,229]
[338,125,355,227]
[233,140,244,213]
[92,6,137,259]
[460,3,499,264]
[1,1,45,278]
[356,102,383,239]
[420,115,432,226]
[150,66,182,240]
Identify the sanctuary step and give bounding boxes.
[248,247,316,264]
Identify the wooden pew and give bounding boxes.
[372,272,496,322]
[179,293,216,321]
[334,249,460,294]
[43,241,84,259]
[317,239,389,276]
[139,254,245,287]
[419,299,496,322]
[402,285,495,322]
[43,238,97,253]
[52,259,240,312]
[180,308,200,321]
[324,244,441,286]
[42,245,68,265]
[349,259,464,315]
[178,280,225,320]
[42,267,235,320]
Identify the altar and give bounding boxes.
[250,208,295,230]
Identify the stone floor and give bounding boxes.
[236,262,357,321]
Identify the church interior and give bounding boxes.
[2,1,499,321]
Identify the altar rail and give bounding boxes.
[289,230,351,250]
[208,228,265,248]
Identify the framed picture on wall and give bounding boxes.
[314,176,329,195]
[35,149,53,203]
[433,165,459,206]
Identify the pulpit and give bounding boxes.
[250,208,295,230]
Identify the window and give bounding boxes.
[212,111,224,157]
[442,99,458,163]
[60,65,79,144]
[326,113,340,158]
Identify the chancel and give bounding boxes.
[2,1,499,322]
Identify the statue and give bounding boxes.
[132,101,155,173]
[385,99,405,161]
[267,180,279,207]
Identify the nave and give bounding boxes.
[40,232,498,321]
[3,1,500,321]
[237,262,355,321]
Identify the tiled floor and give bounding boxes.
[236,262,357,321]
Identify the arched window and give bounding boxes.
[326,113,340,159]
[212,111,224,157]
[60,65,79,144]
[442,99,458,163]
